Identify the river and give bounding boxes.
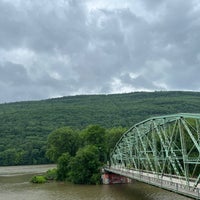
[0,165,192,200]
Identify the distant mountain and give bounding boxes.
[0,91,200,165]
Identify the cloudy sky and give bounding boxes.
[0,0,200,103]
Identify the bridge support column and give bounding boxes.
[101,169,131,184]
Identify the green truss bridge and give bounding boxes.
[104,113,200,199]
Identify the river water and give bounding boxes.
[0,165,192,200]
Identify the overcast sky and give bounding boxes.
[0,0,200,103]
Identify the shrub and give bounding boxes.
[45,168,57,180]
[31,175,47,183]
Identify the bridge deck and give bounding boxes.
[105,166,200,199]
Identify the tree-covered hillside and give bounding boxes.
[0,91,200,166]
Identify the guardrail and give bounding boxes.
[105,166,200,199]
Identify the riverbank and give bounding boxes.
[0,164,56,176]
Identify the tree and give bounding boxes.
[0,149,18,165]
[81,125,106,146]
[68,145,102,184]
[46,127,79,162]
[81,125,106,162]
[105,127,126,152]
[57,153,71,181]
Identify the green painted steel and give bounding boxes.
[110,113,200,189]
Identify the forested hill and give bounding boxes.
[1,91,200,166]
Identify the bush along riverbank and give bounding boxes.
[31,176,47,183]
[31,168,57,183]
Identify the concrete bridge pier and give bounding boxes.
[101,169,131,184]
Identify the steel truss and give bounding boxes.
[110,113,200,189]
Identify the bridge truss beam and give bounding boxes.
[110,113,200,189]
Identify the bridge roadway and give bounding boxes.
[104,166,200,199]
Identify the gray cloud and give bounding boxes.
[0,0,200,102]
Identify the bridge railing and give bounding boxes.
[105,166,200,199]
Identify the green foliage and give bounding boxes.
[68,145,101,184]
[45,168,57,180]
[57,153,71,181]
[1,91,200,165]
[46,127,79,162]
[106,127,126,152]
[31,175,47,183]
[81,125,106,162]
[45,125,107,184]
[81,125,105,146]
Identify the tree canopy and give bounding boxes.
[45,125,124,184]
[1,91,200,166]
[68,145,101,184]
[46,127,79,162]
